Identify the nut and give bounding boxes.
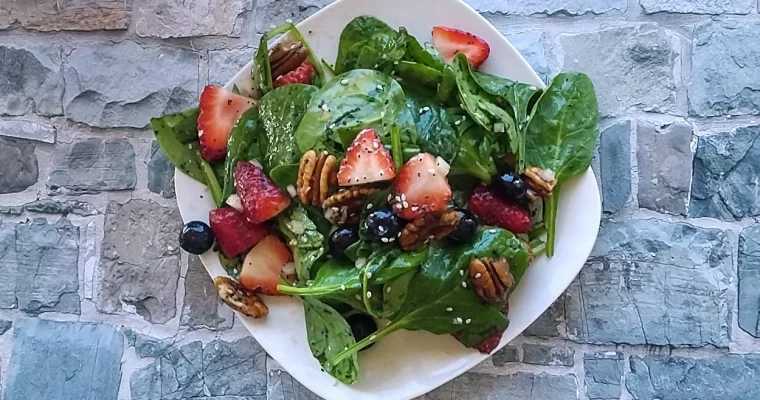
[269,41,310,79]
[523,167,557,199]
[297,150,337,207]
[468,257,514,304]
[323,187,378,225]
[399,210,461,251]
[214,276,269,318]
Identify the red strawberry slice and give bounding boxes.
[468,185,531,233]
[273,62,316,88]
[392,153,452,220]
[432,26,491,68]
[337,128,396,186]
[198,85,256,162]
[208,208,269,258]
[234,161,291,224]
[240,234,293,296]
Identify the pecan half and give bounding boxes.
[214,276,269,318]
[323,187,378,225]
[399,210,461,251]
[297,150,337,207]
[468,258,514,304]
[523,167,557,199]
[269,41,310,79]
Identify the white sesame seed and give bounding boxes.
[332,207,340,212]
[428,235,435,240]
[456,317,463,324]
[376,85,384,91]
[475,273,482,279]
[366,271,372,279]
[453,318,462,325]
[428,168,436,174]
[395,203,403,209]
[529,86,537,91]
[321,104,329,112]
[397,232,402,237]
[381,237,389,243]
[366,203,374,210]
[341,284,346,291]
[422,106,430,112]
[393,61,399,65]
[454,120,461,126]
[328,123,336,129]
[446,307,453,312]
[400,194,406,201]
[388,237,395,242]
[386,286,392,293]
[340,79,349,85]
[465,318,472,324]
[380,111,385,118]
[372,142,379,149]
[387,194,393,201]
[370,335,377,341]
[411,205,419,212]
[462,281,467,288]
[403,201,409,208]
[374,64,379,68]
[367,291,373,298]
[459,269,465,276]
[489,229,497,233]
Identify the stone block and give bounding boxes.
[47,138,136,195]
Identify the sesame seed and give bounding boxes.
[366,203,373,210]
[374,64,379,68]
[367,291,373,298]
[340,79,349,85]
[489,229,497,233]
[529,86,537,91]
[446,307,453,312]
[465,319,472,324]
[372,142,379,149]
[397,232,402,237]
[366,271,372,279]
[355,294,362,300]
[340,284,346,290]
[452,318,461,325]
[380,111,385,118]
[386,286,392,293]
[381,237,389,243]
[395,203,403,209]
[403,201,409,208]
[411,206,418,212]
[376,85,384,91]
[459,270,465,276]
[388,237,395,242]
[462,281,467,288]
[454,120,461,126]
[393,61,399,65]
[428,168,436,174]
[400,194,406,201]
[321,104,329,112]
[328,123,336,129]
[370,335,377,341]
[387,194,393,201]
[456,317,463,324]
[475,273,482,279]
[422,106,430,112]
[428,235,435,240]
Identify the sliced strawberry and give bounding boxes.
[337,128,396,186]
[273,62,316,88]
[234,161,291,224]
[468,185,531,233]
[208,208,269,258]
[432,26,491,68]
[197,85,256,162]
[240,234,293,296]
[392,153,451,220]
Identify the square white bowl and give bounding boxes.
[175,0,601,398]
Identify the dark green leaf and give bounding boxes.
[335,16,398,74]
[151,108,205,184]
[436,65,457,104]
[222,106,260,201]
[450,122,497,182]
[395,61,442,90]
[269,163,299,190]
[354,29,408,73]
[406,93,461,162]
[302,297,359,384]
[405,36,445,71]
[277,204,326,281]
[258,84,319,170]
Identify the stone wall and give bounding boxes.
[1,0,760,399]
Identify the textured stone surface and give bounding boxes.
[636,120,692,215]
[0,205,24,215]
[467,0,626,15]
[0,223,17,307]
[739,225,760,338]
[134,334,174,359]
[522,344,574,366]
[566,219,732,347]
[0,137,38,194]
[97,200,182,324]
[24,199,98,216]
[255,0,332,33]
[0,119,56,143]
[134,0,247,38]
[640,0,754,14]
[690,125,760,220]
[690,21,760,117]
[584,352,624,399]
[0,319,11,335]
[423,372,578,400]
[5,317,123,400]
[599,120,631,214]
[0,44,64,116]
[181,254,234,331]
[525,296,566,337]
[47,138,136,195]
[626,355,760,399]
[3,0,133,31]
[505,30,549,81]
[131,337,267,400]
[209,47,255,86]
[64,41,199,128]
[14,218,80,314]
[491,345,519,366]
[267,369,321,400]
[148,140,175,198]
[559,25,679,117]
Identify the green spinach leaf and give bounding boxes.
[269,163,299,190]
[258,84,318,170]
[222,107,260,201]
[277,204,326,281]
[406,93,460,162]
[335,16,400,74]
[405,35,445,71]
[151,108,205,184]
[302,297,359,384]
[450,121,497,182]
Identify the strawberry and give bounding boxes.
[273,62,316,88]
[198,85,256,162]
[432,26,491,68]
[392,153,452,220]
[468,185,531,233]
[208,208,269,258]
[240,234,293,296]
[234,161,291,224]
[337,128,396,186]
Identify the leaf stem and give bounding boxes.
[277,284,343,297]
[544,187,559,257]
[321,58,337,76]
[329,320,401,366]
[200,158,224,207]
[390,126,403,171]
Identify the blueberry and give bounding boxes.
[330,227,359,258]
[492,171,528,201]
[179,221,215,255]
[447,208,478,245]
[362,210,402,243]
[346,313,378,349]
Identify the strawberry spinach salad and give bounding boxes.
[157,16,599,385]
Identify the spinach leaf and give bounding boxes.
[330,228,530,364]
[201,159,224,206]
[436,65,457,104]
[405,35,445,71]
[406,93,460,162]
[151,108,205,184]
[335,16,400,74]
[269,163,299,190]
[382,270,416,317]
[277,204,325,281]
[222,107,260,201]
[395,61,442,90]
[355,28,408,73]
[471,70,542,133]
[258,84,318,170]
[524,72,599,256]
[302,297,359,384]
[295,69,416,153]
[450,121,497,182]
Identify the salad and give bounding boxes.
[157,16,599,384]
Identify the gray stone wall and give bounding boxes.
[1,1,759,399]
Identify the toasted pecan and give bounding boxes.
[214,277,269,318]
[468,258,514,304]
[323,187,378,225]
[399,210,461,251]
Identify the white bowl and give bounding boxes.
[175,0,601,398]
